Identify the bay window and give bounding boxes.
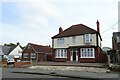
[80,48,94,58]
[55,49,67,58]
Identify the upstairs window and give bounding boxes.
[72,36,76,44]
[57,38,65,45]
[84,34,92,43]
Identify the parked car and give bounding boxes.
[7,59,15,65]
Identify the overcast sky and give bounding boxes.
[0,0,119,48]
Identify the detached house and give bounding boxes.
[22,43,53,62]
[52,20,107,63]
[7,44,22,60]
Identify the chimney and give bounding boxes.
[59,27,63,33]
[17,42,20,45]
[96,20,100,33]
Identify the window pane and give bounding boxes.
[55,49,67,58]
[56,50,57,57]
[61,50,63,57]
[88,49,90,57]
[72,36,76,43]
[24,53,28,58]
[90,35,92,42]
[90,49,93,57]
[57,50,60,57]
[84,34,92,43]
[80,48,94,58]
[31,53,36,58]
[64,50,67,57]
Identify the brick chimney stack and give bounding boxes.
[96,20,100,33]
[59,27,63,33]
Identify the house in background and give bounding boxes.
[0,47,4,61]
[6,43,23,62]
[112,32,120,63]
[0,45,11,61]
[102,47,111,54]
[52,20,107,63]
[22,43,53,62]
[1,43,23,64]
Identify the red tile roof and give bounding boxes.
[29,43,53,53]
[52,24,98,38]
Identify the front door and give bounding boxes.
[70,49,78,61]
[73,52,76,61]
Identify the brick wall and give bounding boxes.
[13,62,31,68]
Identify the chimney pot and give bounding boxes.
[17,42,20,45]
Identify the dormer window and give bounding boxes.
[84,34,92,43]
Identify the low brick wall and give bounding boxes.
[13,61,31,68]
[0,61,7,64]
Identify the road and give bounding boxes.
[1,68,87,80]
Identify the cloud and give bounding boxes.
[1,0,120,48]
[17,0,62,18]
[1,23,52,46]
[1,0,62,45]
[15,0,62,29]
[20,15,49,29]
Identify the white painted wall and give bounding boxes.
[8,45,22,59]
[53,34,98,48]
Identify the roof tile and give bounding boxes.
[52,24,98,38]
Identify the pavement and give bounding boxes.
[11,68,120,80]
[30,62,107,68]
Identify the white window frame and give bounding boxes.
[80,48,95,58]
[55,49,67,58]
[30,53,36,58]
[84,34,92,43]
[57,38,65,45]
[23,53,28,58]
[72,36,76,44]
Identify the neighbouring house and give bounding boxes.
[22,43,53,62]
[102,47,111,54]
[6,43,23,62]
[0,46,5,61]
[52,20,107,63]
[102,47,117,63]
[0,45,11,61]
[0,49,4,61]
[112,32,120,63]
